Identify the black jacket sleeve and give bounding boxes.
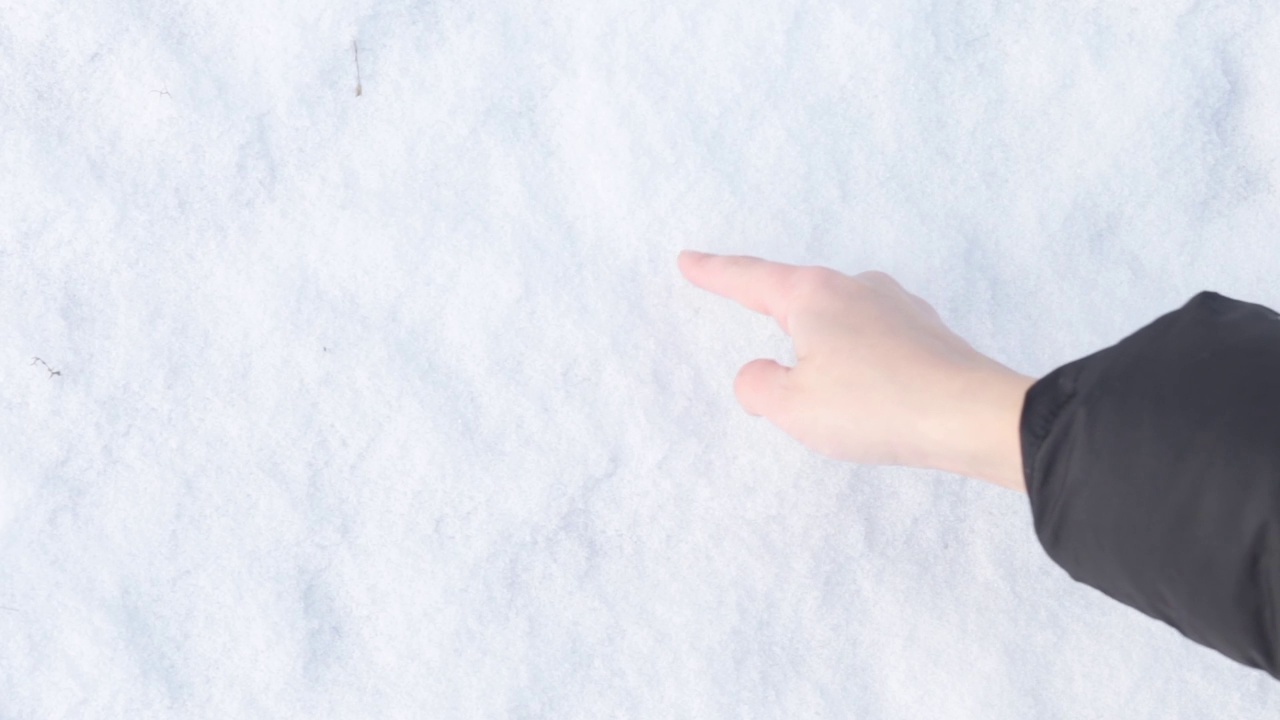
[1019,290,1280,680]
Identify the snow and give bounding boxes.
[3,0,1280,716]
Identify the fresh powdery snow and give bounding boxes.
[2,1,1279,717]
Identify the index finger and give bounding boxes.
[677,250,798,333]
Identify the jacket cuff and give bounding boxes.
[1018,291,1280,679]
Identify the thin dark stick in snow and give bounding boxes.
[151,85,171,98]
[353,40,363,97]
[30,357,61,378]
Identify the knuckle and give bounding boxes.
[856,269,895,286]
[790,267,842,298]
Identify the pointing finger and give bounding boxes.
[678,250,798,333]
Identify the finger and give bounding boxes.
[678,250,797,333]
[734,358,791,418]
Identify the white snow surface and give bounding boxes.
[3,1,1280,717]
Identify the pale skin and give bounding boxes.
[678,250,1036,493]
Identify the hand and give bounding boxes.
[678,251,1034,492]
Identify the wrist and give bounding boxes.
[934,365,1036,493]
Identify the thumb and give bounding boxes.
[734,359,791,418]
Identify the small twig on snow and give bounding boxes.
[31,357,62,378]
[353,40,363,97]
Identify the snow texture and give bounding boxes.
[3,0,1280,717]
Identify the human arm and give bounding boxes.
[679,251,1279,679]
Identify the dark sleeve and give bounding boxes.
[1019,290,1280,680]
